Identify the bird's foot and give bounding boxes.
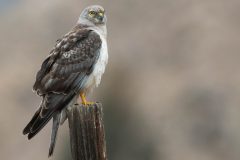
[80,92,95,106]
[82,101,95,105]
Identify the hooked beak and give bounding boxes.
[97,12,104,21]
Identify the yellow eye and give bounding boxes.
[98,12,103,17]
[89,11,96,16]
[98,10,104,16]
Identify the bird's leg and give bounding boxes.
[80,92,94,105]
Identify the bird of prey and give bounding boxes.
[23,5,108,157]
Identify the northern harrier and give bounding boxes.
[23,5,108,157]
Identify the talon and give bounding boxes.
[84,101,95,105]
[80,92,95,106]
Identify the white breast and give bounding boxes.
[83,32,108,94]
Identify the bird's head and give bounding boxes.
[78,5,107,26]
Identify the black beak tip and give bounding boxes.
[99,16,103,21]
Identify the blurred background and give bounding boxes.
[1,0,240,160]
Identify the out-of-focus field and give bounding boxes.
[0,0,240,160]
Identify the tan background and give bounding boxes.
[0,0,240,160]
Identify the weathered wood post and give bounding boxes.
[67,102,107,160]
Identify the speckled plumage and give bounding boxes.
[33,24,102,95]
[23,5,108,157]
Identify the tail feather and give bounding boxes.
[27,111,55,139]
[48,113,61,157]
[23,91,76,140]
[23,107,41,135]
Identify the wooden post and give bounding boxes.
[67,102,107,160]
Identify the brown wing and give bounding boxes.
[23,25,102,141]
[33,25,102,95]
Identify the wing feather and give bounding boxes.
[24,24,102,142]
[33,25,102,95]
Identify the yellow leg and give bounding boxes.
[80,92,94,105]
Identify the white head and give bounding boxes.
[78,5,107,27]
